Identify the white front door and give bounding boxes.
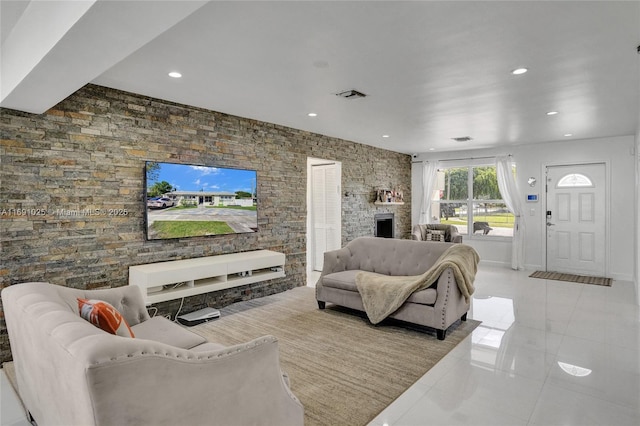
[546,163,606,276]
[311,163,341,271]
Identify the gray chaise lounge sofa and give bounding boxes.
[315,237,472,340]
[2,282,304,426]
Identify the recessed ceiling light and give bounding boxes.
[511,68,528,75]
[168,71,182,78]
[429,148,435,151]
[546,111,559,116]
[564,133,573,137]
[451,136,473,142]
[307,112,317,117]
[382,135,390,138]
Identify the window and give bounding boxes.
[557,173,593,188]
[433,165,514,237]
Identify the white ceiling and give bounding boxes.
[2,1,639,155]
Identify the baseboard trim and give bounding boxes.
[478,260,510,267]
[476,261,631,282]
[609,272,633,282]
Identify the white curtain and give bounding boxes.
[496,156,525,270]
[419,161,439,224]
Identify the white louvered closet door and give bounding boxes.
[312,163,340,271]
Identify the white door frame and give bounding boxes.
[542,161,610,276]
[306,157,342,278]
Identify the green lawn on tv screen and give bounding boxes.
[151,221,235,238]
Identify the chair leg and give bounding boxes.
[437,329,446,340]
[317,301,326,310]
[461,312,467,321]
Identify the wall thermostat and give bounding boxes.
[526,194,538,202]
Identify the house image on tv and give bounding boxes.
[164,191,254,207]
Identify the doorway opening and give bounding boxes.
[307,158,342,285]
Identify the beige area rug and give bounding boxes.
[192,286,479,426]
[529,270,612,287]
[2,287,479,426]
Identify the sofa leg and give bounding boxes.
[437,329,446,340]
[461,313,467,322]
[317,301,326,310]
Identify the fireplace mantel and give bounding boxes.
[374,201,404,205]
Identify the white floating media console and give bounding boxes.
[129,250,286,305]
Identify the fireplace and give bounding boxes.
[374,213,394,238]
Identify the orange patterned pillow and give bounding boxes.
[77,298,135,338]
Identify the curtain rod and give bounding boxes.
[412,154,511,164]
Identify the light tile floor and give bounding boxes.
[369,264,640,426]
[2,265,638,426]
[0,369,29,426]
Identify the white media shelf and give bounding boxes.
[129,250,286,305]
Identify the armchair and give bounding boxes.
[412,224,463,243]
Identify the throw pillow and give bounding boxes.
[77,298,135,338]
[425,229,446,242]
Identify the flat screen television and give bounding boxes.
[144,161,257,240]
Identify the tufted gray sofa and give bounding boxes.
[2,282,304,426]
[315,237,470,340]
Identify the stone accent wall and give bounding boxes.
[0,84,411,362]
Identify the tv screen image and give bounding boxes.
[144,161,257,240]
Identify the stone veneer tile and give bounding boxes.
[0,84,411,362]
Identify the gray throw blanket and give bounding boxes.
[355,244,479,324]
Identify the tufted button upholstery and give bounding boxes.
[315,237,473,340]
[343,237,453,276]
[2,282,304,426]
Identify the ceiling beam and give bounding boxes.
[0,0,208,114]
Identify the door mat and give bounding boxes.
[529,271,612,287]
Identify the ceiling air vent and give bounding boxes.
[451,136,473,142]
[336,89,367,99]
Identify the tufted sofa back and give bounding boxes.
[1,283,151,425]
[342,237,454,276]
[4,282,150,327]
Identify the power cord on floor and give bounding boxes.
[173,297,185,322]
